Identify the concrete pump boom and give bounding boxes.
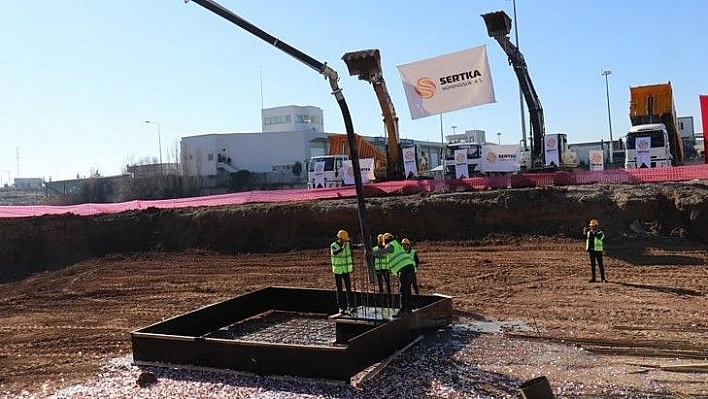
[186,0,376,279]
[482,11,545,167]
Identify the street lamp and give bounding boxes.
[497,132,502,145]
[451,125,457,134]
[601,70,614,163]
[144,120,163,174]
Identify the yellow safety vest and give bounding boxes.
[330,241,353,274]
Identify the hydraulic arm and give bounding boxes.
[482,11,545,167]
[342,49,403,180]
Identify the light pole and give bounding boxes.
[451,125,457,134]
[601,70,614,163]
[497,132,502,145]
[145,120,163,174]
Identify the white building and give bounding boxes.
[180,105,444,178]
[261,105,323,133]
[678,116,694,139]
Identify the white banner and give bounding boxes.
[544,135,560,167]
[454,149,468,179]
[402,146,418,178]
[342,158,375,185]
[636,136,651,168]
[589,150,604,171]
[480,144,521,173]
[397,45,496,120]
[313,161,325,188]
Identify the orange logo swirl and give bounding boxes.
[415,77,436,99]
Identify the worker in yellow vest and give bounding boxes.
[374,233,416,318]
[401,238,420,295]
[373,234,391,293]
[583,219,607,283]
[330,230,354,313]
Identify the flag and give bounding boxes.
[589,150,604,171]
[397,45,495,120]
[701,95,708,164]
[402,146,419,178]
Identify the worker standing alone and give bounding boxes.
[374,233,416,317]
[373,234,391,293]
[330,230,354,313]
[583,219,607,283]
[402,238,420,295]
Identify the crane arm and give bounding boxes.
[482,11,545,167]
[342,49,403,180]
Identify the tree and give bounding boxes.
[292,161,303,176]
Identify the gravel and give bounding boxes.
[5,323,706,399]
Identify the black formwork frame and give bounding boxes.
[131,286,452,382]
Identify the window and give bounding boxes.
[296,114,322,125]
[626,131,665,149]
[308,158,336,172]
[208,154,214,161]
[264,115,292,125]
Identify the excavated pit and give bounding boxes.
[3,183,708,283]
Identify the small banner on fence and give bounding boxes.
[480,145,521,173]
[636,136,652,168]
[313,161,325,188]
[402,146,419,178]
[342,158,375,185]
[454,149,468,179]
[589,150,604,171]
[544,136,560,167]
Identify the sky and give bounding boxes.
[1,0,707,182]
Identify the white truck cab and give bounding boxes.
[307,155,348,189]
[624,124,672,168]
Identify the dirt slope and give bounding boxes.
[2,182,708,283]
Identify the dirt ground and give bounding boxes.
[1,184,707,397]
[1,236,706,397]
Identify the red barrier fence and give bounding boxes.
[2,164,708,219]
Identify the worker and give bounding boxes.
[374,233,416,317]
[583,219,607,283]
[373,234,391,293]
[330,229,354,313]
[401,238,420,295]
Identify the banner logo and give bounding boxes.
[415,78,436,99]
[486,151,498,163]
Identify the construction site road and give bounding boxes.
[1,236,706,397]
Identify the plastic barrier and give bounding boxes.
[2,164,708,219]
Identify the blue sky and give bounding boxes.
[1,0,707,182]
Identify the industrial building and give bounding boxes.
[179,105,444,181]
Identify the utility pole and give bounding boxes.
[602,70,614,163]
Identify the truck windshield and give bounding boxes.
[626,131,665,149]
[308,158,335,172]
[446,145,481,159]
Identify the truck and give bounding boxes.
[307,154,348,189]
[543,132,579,169]
[442,130,483,178]
[625,82,684,168]
[307,134,383,188]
